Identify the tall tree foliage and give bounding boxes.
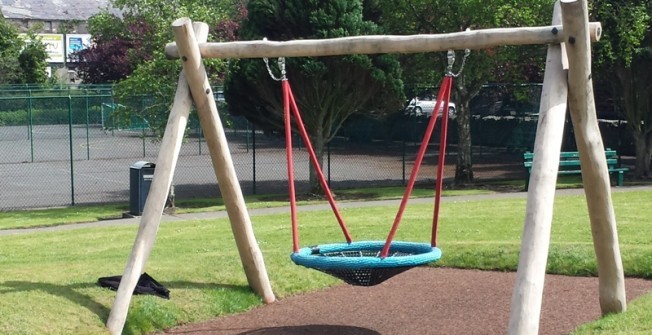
[592,1,652,177]
[75,0,243,134]
[0,16,23,84]
[73,13,138,83]
[17,33,48,84]
[0,18,48,84]
[225,0,404,193]
[377,0,552,184]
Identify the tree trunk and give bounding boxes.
[613,61,651,178]
[648,131,652,176]
[455,77,474,184]
[634,132,652,177]
[309,125,326,195]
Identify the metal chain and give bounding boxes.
[447,48,471,78]
[264,57,287,81]
[452,49,471,77]
[262,38,287,82]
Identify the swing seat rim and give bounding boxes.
[291,240,441,271]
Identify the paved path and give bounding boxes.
[2,185,650,237]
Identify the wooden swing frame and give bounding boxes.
[106,1,626,335]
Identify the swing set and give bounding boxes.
[106,2,627,335]
[264,51,467,286]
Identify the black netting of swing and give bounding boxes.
[291,241,442,286]
[316,266,414,286]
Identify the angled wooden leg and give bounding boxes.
[172,17,276,305]
[561,0,626,315]
[106,23,210,335]
[508,3,568,335]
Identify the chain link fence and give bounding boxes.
[0,84,630,211]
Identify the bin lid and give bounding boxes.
[130,161,156,169]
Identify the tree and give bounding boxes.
[76,0,242,134]
[17,33,48,84]
[74,13,136,84]
[377,0,553,184]
[592,1,652,177]
[0,17,48,84]
[224,0,404,193]
[0,16,23,84]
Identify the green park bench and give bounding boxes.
[523,149,629,190]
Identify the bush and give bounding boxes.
[0,110,27,125]
[0,107,104,126]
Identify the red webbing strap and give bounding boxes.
[381,76,452,257]
[284,81,300,253]
[283,80,353,248]
[432,76,453,247]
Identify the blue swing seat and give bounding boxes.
[291,241,441,286]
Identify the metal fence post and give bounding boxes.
[327,141,331,185]
[28,89,34,163]
[402,140,406,185]
[68,95,75,205]
[141,97,146,157]
[246,122,250,153]
[141,122,146,157]
[85,94,91,160]
[252,123,256,194]
[199,124,204,155]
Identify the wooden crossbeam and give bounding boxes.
[165,21,601,59]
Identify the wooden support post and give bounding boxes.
[508,3,568,334]
[560,0,626,314]
[171,17,276,305]
[106,23,209,335]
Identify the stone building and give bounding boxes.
[1,0,120,81]
[0,0,118,33]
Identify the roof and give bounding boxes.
[0,0,119,21]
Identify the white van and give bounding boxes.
[405,97,456,118]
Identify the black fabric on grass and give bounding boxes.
[97,272,170,299]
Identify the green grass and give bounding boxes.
[0,204,128,230]
[483,174,585,189]
[0,189,651,334]
[0,186,495,230]
[573,293,652,334]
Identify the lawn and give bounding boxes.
[0,189,650,334]
[0,186,495,230]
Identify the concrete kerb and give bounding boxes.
[1,185,650,237]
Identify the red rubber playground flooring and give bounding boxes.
[159,267,652,335]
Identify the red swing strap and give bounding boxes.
[432,77,453,248]
[282,79,353,253]
[380,75,453,257]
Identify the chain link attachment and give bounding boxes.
[446,50,456,74]
[446,28,472,77]
[264,56,286,81]
[447,48,471,78]
[263,39,287,81]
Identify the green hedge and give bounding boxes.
[0,110,27,126]
[0,106,103,126]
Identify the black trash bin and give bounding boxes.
[130,161,156,216]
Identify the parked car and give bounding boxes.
[405,97,456,118]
